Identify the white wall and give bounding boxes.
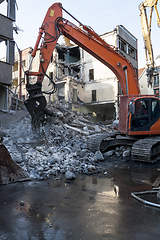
[79,31,118,104]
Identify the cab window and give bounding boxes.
[135,99,148,116]
[131,99,149,130]
[151,99,159,121]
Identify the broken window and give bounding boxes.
[119,38,126,53]
[13,61,18,71]
[12,78,18,87]
[92,90,96,102]
[128,45,136,59]
[57,47,65,61]
[0,38,7,62]
[153,74,159,86]
[58,87,65,100]
[66,47,80,63]
[57,82,65,100]
[0,38,14,64]
[89,69,94,81]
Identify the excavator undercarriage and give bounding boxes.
[100,133,160,163]
[131,137,160,162]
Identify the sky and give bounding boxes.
[0,0,160,69]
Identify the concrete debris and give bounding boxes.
[65,171,75,180]
[1,100,131,181]
[94,151,104,161]
[103,150,114,157]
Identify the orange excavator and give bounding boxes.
[23,2,160,163]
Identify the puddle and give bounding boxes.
[1,166,160,240]
[63,166,160,200]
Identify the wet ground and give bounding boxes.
[1,164,160,240]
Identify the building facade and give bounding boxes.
[0,0,15,110]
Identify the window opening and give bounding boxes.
[131,99,149,129]
[128,45,136,59]
[154,74,159,86]
[89,69,94,81]
[92,90,96,102]
[73,89,77,102]
[151,99,159,121]
[119,38,126,52]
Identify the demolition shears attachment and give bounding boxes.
[24,77,53,124]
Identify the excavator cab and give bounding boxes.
[119,95,160,136]
[101,95,160,162]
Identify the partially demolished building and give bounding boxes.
[12,25,138,120]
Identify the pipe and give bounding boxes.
[123,66,128,95]
[61,6,83,26]
[131,190,160,208]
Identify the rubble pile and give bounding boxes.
[1,101,130,180]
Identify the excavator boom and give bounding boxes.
[26,2,140,95]
[24,2,140,123]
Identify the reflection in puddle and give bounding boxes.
[80,167,160,200]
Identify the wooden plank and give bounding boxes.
[152,176,160,187]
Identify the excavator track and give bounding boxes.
[99,132,160,163]
[87,132,118,153]
[131,137,160,163]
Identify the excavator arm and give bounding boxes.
[139,0,160,86]
[25,2,140,123]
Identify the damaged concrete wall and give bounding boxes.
[43,44,81,103]
[77,26,138,120]
[75,31,118,120]
[78,79,117,103]
[116,25,138,70]
[78,33,118,105]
